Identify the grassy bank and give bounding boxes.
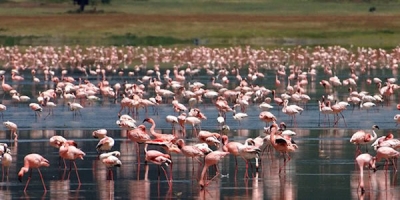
[0,0,400,48]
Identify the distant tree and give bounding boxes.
[73,0,111,12]
[73,0,89,12]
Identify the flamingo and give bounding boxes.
[199,151,230,189]
[12,71,24,82]
[360,99,376,113]
[217,113,225,126]
[232,105,248,126]
[49,135,77,168]
[0,104,6,119]
[269,123,298,173]
[29,103,43,118]
[375,146,400,172]
[184,116,203,137]
[143,118,176,143]
[67,102,83,117]
[144,144,172,186]
[18,153,50,192]
[116,114,137,130]
[176,139,205,170]
[96,135,115,153]
[394,114,400,126]
[355,153,376,194]
[92,129,107,139]
[282,99,303,126]
[197,130,221,148]
[237,138,261,177]
[350,125,379,155]
[165,115,179,133]
[1,148,12,181]
[99,151,122,180]
[59,142,86,184]
[3,121,18,141]
[0,75,13,99]
[318,100,334,127]
[259,111,277,126]
[376,137,400,150]
[127,124,151,163]
[271,90,283,109]
[41,98,57,119]
[221,135,255,170]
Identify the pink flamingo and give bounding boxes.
[96,135,115,153]
[3,121,18,141]
[127,124,151,163]
[49,136,77,168]
[375,146,400,173]
[197,130,221,148]
[269,123,298,173]
[349,125,379,155]
[282,99,303,126]
[394,114,400,126]
[199,151,230,189]
[92,129,108,139]
[29,103,43,118]
[18,153,50,192]
[0,75,13,99]
[221,135,242,168]
[59,142,86,184]
[99,151,122,180]
[143,118,176,143]
[11,71,24,82]
[237,138,261,176]
[259,111,277,126]
[355,153,376,194]
[1,148,12,181]
[272,90,283,109]
[176,139,205,171]
[144,144,172,186]
[326,100,347,127]
[0,103,6,119]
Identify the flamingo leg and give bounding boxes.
[73,161,81,185]
[24,168,33,192]
[37,168,47,192]
[44,111,51,120]
[6,166,9,181]
[160,166,172,187]
[136,142,141,164]
[234,156,238,169]
[109,168,114,181]
[279,153,287,174]
[206,172,221,186]
[340,112,347,127]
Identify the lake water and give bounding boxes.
[0,57,399,200]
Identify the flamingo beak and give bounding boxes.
[18,175,22,182]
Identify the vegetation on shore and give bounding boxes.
[0,0,400,48]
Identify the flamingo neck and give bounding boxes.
[18,167,29,177]
[270,127,277,146]
[149,121,157,135]
[371,129,377,140]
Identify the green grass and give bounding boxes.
[1,0,400,48]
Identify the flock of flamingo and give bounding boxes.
[0,45,399,195]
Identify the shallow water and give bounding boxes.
[0,66,399,200]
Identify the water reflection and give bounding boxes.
[1,128,400,199]
[350,170,400,200]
